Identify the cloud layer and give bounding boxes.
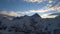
[24,0,60,11]
[24,0,46,3]
[24,0,54,3]
[0,10,58,18]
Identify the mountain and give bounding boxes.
[31,13,41,18]
[0,13,60,34]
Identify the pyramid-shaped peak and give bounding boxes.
[31,13,41,18]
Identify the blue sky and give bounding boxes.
[0,0,60,18]
[0,0,47,11]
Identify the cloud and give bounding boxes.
[0,11,18,17]
[52,2,60,11]
[40,13,58,18]
[0,10,58,18]
[24,0,46,3]
[8,11,18,16]
[48,0,53,3]
[24,0,60,11]
[24,0,54,3]
[43,0,60,12]
[14,10,47,16]
[40,0,60,18]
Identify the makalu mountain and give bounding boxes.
[0,13,60,34]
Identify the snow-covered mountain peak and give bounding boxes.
[31,13,41,18]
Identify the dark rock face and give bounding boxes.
[0,13,60,34]
[31,13,41,18]
[54,29,60,34]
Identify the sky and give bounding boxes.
[0,0,60,18]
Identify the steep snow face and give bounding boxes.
[31,13,42,25]
[31,13,44,30]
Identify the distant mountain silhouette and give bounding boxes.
[31,13,41,18]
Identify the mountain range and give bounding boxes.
[0,13,60,34]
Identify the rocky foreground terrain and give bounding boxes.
[0,13,60,34]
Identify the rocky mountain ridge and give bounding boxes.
[0,13,60,34]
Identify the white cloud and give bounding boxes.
[8,11,18,16]
[43,0,60,12]
[0,10,58,18]
[41,15,58,18]
[52,2,60,11]
[24,0,46,3]
[24,0,60,12]
[48,0,53,3]
[15,10,47,16]
[40,2,60,18]
[48,1,53,3]
[24,0,54,3]
[0,11,18,17]
[40,13,58,18]
[24,0,60,11]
